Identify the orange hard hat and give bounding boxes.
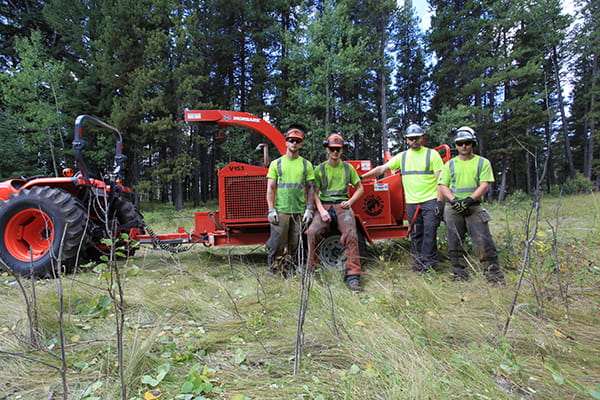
[323,133,346,147]
[285,127,304,142]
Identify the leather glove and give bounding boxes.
[268,208,279,225]
[302,208,313,225]
[434,200,445,219]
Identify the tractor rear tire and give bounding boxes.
[83,197,144,261]
[0,186,87,277]
[112,197,144,257]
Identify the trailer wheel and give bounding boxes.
[0,187,87,277]
[319,230,370,270]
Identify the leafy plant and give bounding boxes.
[141,363,170,387]
[179,363,221,396]
[74,295,113,318]
[545,360,600,399]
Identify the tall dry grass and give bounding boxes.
[0,193,598,399]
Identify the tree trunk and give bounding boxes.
[551,45,576,179]
[379,13,388,159]
[526,129,532,194]
[498,162,509,203]
[584,54,597,181]
[172,128,184,211]
[380,71,387,161]
[173,179,184,210]
[160,147,169,203]
[201,137,209,203]
[192,136,201,207]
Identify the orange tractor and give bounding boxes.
[0,115,143,277]
[0,110,449,277]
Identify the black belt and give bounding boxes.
[322,200,343,204]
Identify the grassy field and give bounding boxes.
[0,192,599,400]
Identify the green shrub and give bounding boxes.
[560,172,594,195]
[507,189,531,204]
[548,184,561,196]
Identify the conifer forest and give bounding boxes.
[1,0,598,208]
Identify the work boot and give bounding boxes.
[451,265,469,282]
[280,255,296,278]
[268,256,285,276]
[346,276,362,292]
[411,263,425,273]
[485,264,505,285]
[420,264,437,275]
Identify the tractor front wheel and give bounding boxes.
[0,186,87,277]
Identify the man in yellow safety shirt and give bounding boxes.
[438,126,505,284]
[307,133,365,291]
[361,124,444,273]
[266,125,315,276]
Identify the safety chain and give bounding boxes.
[142,223,196,254]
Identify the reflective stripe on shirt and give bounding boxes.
[319,162,350,197]
[402,148,434,175]
[276,157,307,189]
[449,156,484,193]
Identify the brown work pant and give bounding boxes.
[306,204,361,278]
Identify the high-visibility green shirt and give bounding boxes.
[267,156,314,213]
[315,161,360,203]
[438,155,494,199]
[386,147,442,203]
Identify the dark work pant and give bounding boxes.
[406,199,440,270]
[444,204,502,280]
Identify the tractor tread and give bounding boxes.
[0,186,87,277]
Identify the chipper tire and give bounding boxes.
[0,186,87,277]
[319,230,371,270]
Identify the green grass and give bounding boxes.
[0,193,599,399]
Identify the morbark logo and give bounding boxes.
[362,194,384,216]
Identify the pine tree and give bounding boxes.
[0,31,71,177]
[426,0,574,196]
[570,0,599,188]
[390,2,429,153]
